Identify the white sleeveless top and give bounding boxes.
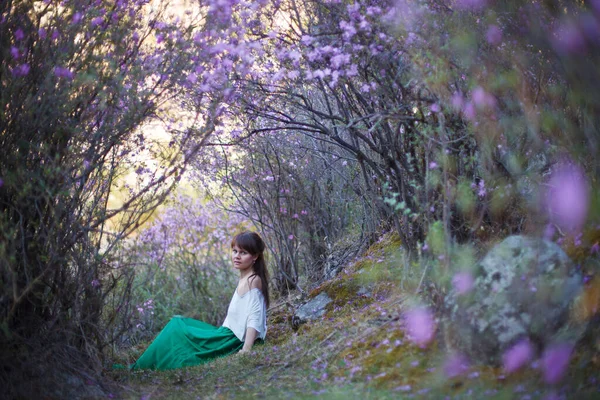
[222,288,267,342]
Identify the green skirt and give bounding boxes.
[131,316,243,370]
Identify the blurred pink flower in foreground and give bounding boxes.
[502,339,534,374]
[443,352,469,378]
[552,20,587,54]
[451,92,464,111]
[545,163,590,233]
[472,87,496,109]
[463,102,476,120]
[452,271,474,295]
[404,307,436,347]
[542,343,573,384]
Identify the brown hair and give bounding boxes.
[231,231,270,308]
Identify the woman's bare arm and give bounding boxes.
[239,276,263,353]
[240,327,258,353]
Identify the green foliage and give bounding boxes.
[456,179,476,216]
[426,221,446,256]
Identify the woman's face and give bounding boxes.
[231,244,257,272]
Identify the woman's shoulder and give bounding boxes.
[248,275,263,291]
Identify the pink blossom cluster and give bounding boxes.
[403,307,436,347]
[545,163,590,234]
[134,194,246,267]
[243,0,397,92]
[501,339,573,384]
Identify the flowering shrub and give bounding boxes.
[0,0,263,394]
[196,128,366,293]
[117,194,246,342]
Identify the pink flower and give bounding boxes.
[72,12,83,24]
[12,63,30,77]
[429,161,438,169]
[486,25,502,45]
[443,353,469,378]
[476,180,486,197]
[186,72,198,84]
[542,343,573,384]
[404,307,436,347]
[14,28,25,41]
[452,272,474,295]
[430,103,441,113]
[300,35,313,45]
[545,163,590,233]
[339,20,357,40]
[288,234,294,240]
[54,66,74,80]
[502,339,534,374]
[451,92,464,111]
[553,20,587,54]
[91,17,104,27]
[463,102,476,120]
[10,46,19,59]
[472,87,496,109]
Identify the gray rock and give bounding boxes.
[445,235,584,365]
[294,292,332,323]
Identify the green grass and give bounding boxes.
[108,236,600,399]
[108,303,599,399]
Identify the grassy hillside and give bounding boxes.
[107,234,600,399]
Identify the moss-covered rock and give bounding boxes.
[444,235,585,365]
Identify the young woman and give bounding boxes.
[131,231,270,370]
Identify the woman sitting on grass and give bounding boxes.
[132,231,270,370]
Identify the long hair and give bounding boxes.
[231,231,270,308]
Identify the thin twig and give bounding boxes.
[415,263,430,294]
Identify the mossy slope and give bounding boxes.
[110,232,600,399]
